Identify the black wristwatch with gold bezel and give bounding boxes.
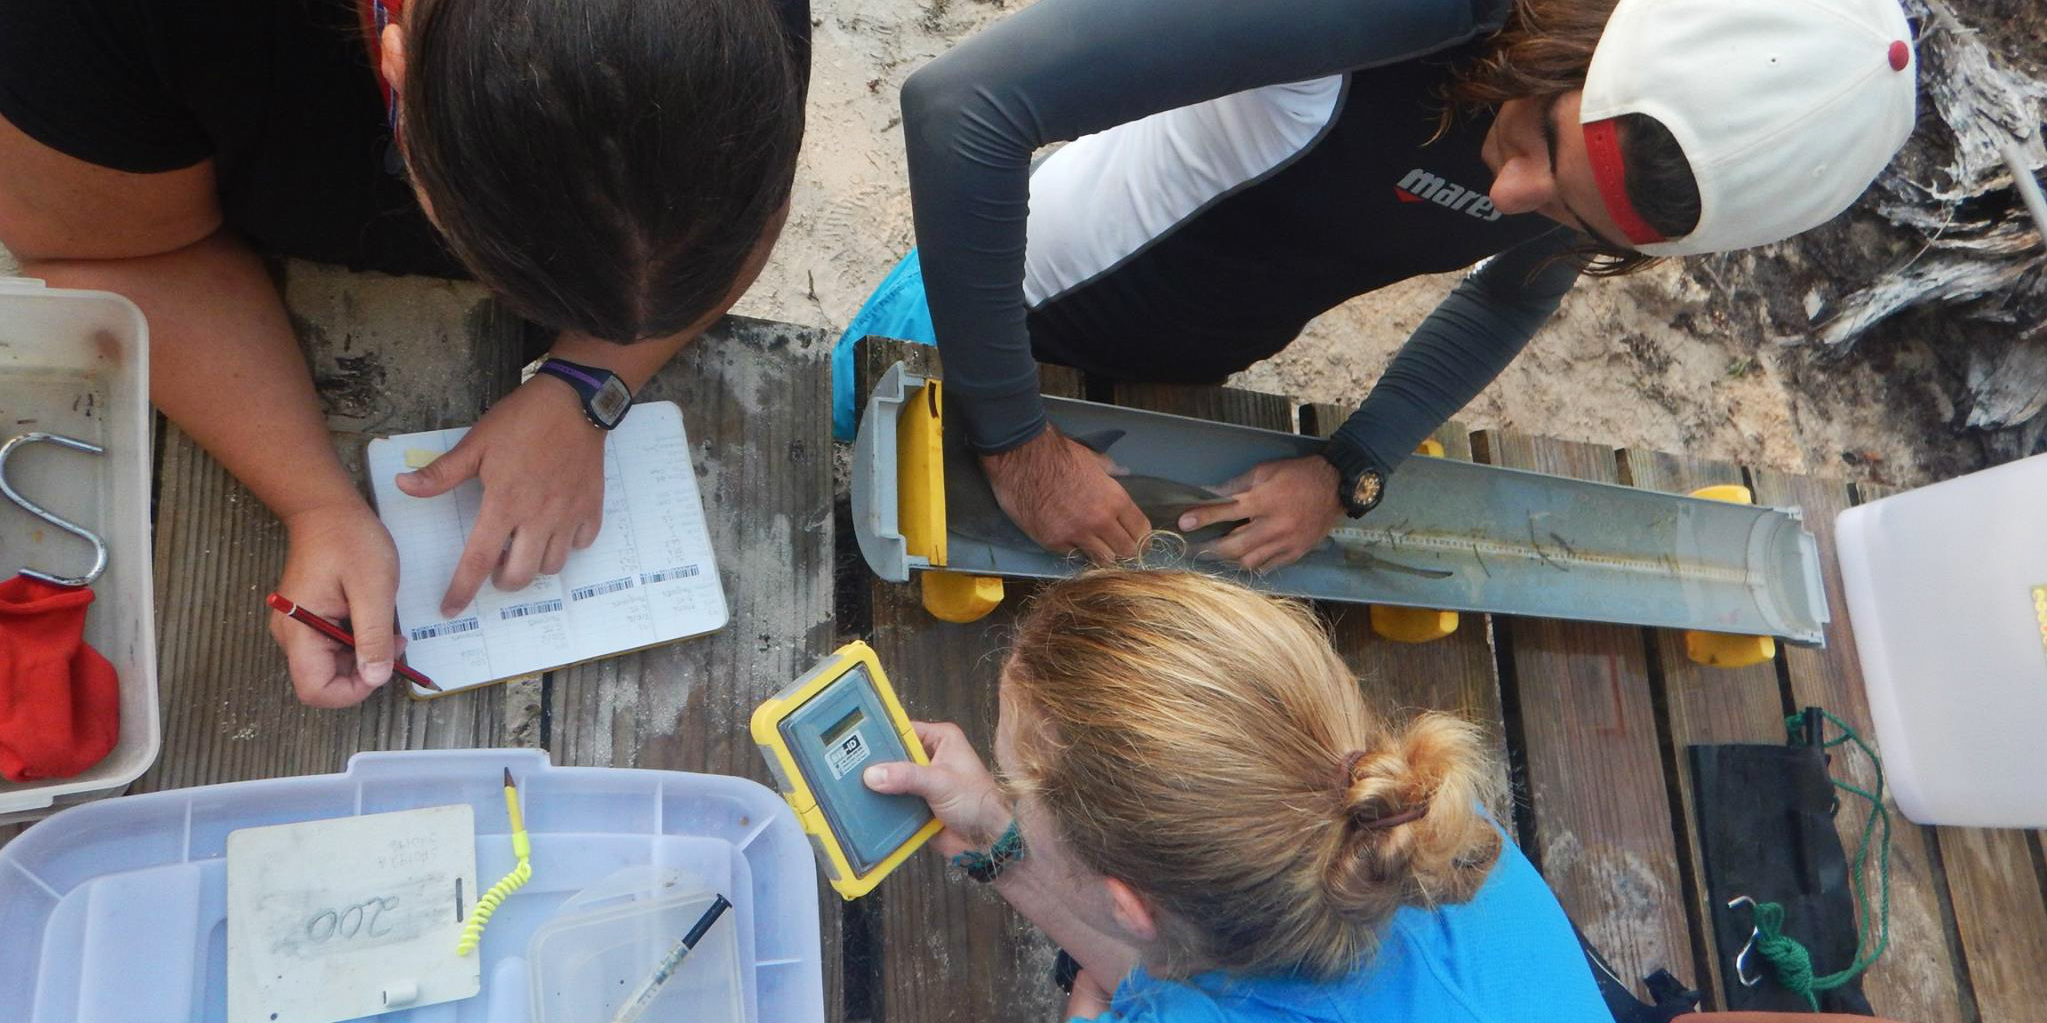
[1319,437,1387,518]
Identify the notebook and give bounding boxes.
[366,400,727,696]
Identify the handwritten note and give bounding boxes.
[366,400,729,694]
[226,805,481,1023]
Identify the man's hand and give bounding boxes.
[1177,454,1346,571]
[862,720,1011,858]
[980,425,1150,564]
[270,502,402,708]
[397,374,606,617]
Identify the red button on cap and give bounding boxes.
[1889,40,1910,71]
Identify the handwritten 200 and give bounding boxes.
[304,896,401,942]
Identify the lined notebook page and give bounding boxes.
[366,401,727,695]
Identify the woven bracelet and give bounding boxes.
[949,819,1026,883]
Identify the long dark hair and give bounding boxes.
[401,0,806,342]
[1449,0,1701,275]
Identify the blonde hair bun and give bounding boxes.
[1329,712,1504,917]
[1002,569,1506,981]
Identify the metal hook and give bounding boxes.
[0,432,108,587]
[1727,895,1764,988]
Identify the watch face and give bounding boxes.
[1351,471,1384,510]
[590,376,632,427]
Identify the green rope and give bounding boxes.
[1735,710,1893,1010]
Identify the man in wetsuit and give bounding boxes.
[835,0,1916,569]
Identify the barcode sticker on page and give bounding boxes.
[498,599,563,621]
[640,565,700,585]
[410,617,481,641]
[571,577,635,601]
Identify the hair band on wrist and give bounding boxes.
[950,819,1026,883]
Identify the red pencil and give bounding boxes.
[265,592,441,691]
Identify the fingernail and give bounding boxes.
[1178,514,1196,530]
[862,765,888,788]
[361,660,394,687]
[397,471,419,484]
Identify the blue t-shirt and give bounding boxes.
[1085,838,1607,1023]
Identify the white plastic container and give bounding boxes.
[0,749,824,1023]
[528,867,747,1023]
[1837,453,2047,827]
[0,278,157,822]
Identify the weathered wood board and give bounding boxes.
[141,262,539,796]
[861,337,1077,1023]
[1300,405,1509,784]
[1473,429,1696,998]
[1617,449,1790,1006]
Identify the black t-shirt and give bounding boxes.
[0,0,812,279]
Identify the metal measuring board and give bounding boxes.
[853,361,1830,644]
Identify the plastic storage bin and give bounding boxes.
[0,278,157,823]
[0,749,824,1023]
[528,867,746,1023]
[1838,452,2047,827]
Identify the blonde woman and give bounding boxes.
[863,568,1602,1019]
[864,570,1906,1022]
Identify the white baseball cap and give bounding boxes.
[1580,0,1918,256]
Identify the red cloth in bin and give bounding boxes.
[0,574,120,781]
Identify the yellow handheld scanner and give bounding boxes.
[752,641,942,899]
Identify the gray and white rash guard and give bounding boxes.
[901,0,1585,481]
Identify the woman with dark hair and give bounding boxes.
[0,0,808,706]
[831,0,1916,569]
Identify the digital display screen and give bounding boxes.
[822,707,865,747]
[592,379,632,421]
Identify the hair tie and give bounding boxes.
[1356,804,1427,831]
[1337,751,1428,830]
[1338,749,1369,788]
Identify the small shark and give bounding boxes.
[947,423,1450,579]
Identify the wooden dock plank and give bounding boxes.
[545,316,835,778]
[1300,405,1508,777]
[1617,449,1789,1006]
[544,316,841,1020]
[1934,825,2047,1023]
[1848,482,2047,1022]
[138,262,540,797]
[862,337,1080,1023]
[1111,381,1294,432]
[1747,469,1965,1021]
[1472,429,1695,998]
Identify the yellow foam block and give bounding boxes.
[896,382,1003,622]
[403,448,439,470]
[897,382,948,567]
[1371,605,1459,643]
[1685,630,1776,668]
[1683,483,1773,669]
[1367,436,1455,643]
[922,571,1004,623]
[1689,483,1753,505]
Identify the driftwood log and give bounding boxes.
[1689,0,2047,460]
[1820,0,2047,434]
